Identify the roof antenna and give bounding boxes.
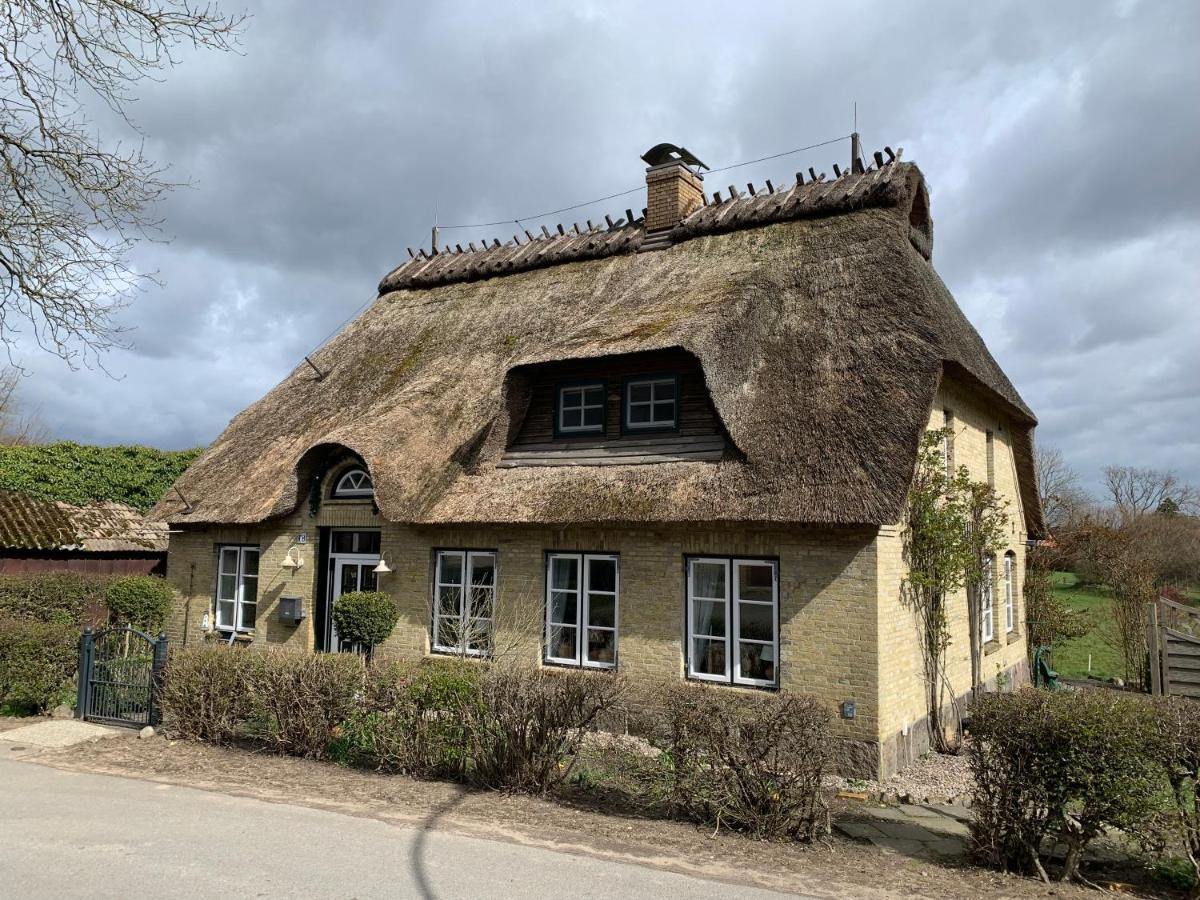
[303,356,326,380]
[172,485,194,515]
[850,101,863,174]
[431,199,439,253]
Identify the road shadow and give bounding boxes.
[409,785,470,900]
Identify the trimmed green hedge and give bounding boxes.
[331,591,399,650]
[0,617,78,714]
[0,441,202,512]
[105,576,173,632]
[0,573,111,625]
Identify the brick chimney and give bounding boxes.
[642,143,707,232]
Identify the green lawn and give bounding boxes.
[1048,572,1124,682]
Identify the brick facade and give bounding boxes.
[164,374,1029,779]
[644,163,704,232]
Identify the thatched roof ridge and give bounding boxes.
[380,158,924,293]
[154,160,1043,536]
[0,490,167,552]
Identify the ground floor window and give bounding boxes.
[545,553,619,669]
[215,545,259,632]
[432,550,496,656]
[686,557,778,687]
[981,556,995,643]
[1004,552,1015,633]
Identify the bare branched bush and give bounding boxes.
[253,651,365,759]
[160,644,263,744]
[660,684,830,841]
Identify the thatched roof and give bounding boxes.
[0,490,167,552]
[153,159,1044,536]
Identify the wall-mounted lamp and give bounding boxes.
[281,546,305,570]
[372,558,392,575]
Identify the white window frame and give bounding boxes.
[1004,553,1015,633]
[942,410,954,477]
[432,550,496,656]
[544,553,619,670]
[215,545,259,632]
[981,556,995,644]
[624,377,677,430]
[686,557,779,688]
[557,383,606,434]
[332,467,373,498]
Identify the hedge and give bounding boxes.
[0,573,111,625]
[0,617,78,713]
[105,576,173,632]
[0,441,201,512]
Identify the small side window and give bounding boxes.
[625,377,677,430]
[557,384,606,435]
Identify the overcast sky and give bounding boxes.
[9,0,1200,496]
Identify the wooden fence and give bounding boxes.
[1148,597,1200,699]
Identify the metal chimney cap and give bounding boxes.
[641,143,708,171]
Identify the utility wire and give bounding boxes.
[438,133,853,230]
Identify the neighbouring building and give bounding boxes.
[0,489,167,575]
[153,142,1044,777]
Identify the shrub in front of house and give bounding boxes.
[254,650,366,759]
[0,573,111,625]
[461,664,625,793]
[968,688,1165,883]
[160,644,264,743]
[330,591,400,654]
[334,660,480,778]
[105,575,174,633]
[0,617,78,713]
[655,684,830,841]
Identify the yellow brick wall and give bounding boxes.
[874,375,1030,771]
[166,519,883,763]
[644,165,704,231]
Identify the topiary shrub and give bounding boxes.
[105,576,173,632]
[0,617,78,713]
[1151,697,1200,897]
[331,591,399,654]
[969,688,1165,883]
[0,573,111,625]
[160,645,264,743]
[658,683,830,841]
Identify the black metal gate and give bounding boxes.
[76,626,168,728]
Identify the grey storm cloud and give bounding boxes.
[12,0,1200,496]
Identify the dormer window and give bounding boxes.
[625,377,677,430]
[557,383,606,435]
[332,468,373,498]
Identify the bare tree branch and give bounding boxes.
[1033,445,1088,531]
[0,0,244,365]
[0,365,47,443]
[1103,465,1199,524]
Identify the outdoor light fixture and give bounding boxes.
[372,558,392,575]
[280,546,304,570]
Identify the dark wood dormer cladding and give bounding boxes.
[500,348,730,468]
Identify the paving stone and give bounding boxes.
[871,821,940,842]
[868,836,930,857]
[925,838,967,859]
[920,818,970,838]
[929,803,973,823]
[834,822,887,840]
[899,805,945,819]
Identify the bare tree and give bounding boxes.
[1103,465,1199,524]
[1034,445,1088,530]
[0,366,46,443]
[1,1,243,364]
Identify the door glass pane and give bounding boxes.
[438,585,460,616]
[467,619,492,654]
[438,553,463,586]
[586,629,615,665]
[549,591,578,625]
[218,573,237,602]
[739,642,775,682]
[469,585,493,618]
[240,599,257,630]
[692,637,726,676]
[219,547,239,576]
[242,550,259,577]
[587,594,615,628]
[340,564,358,594]
[551,557,578,591]
[587,557,616,593]
[360,566,378,593]
[691,562,726,600]
[549,625,577,660]
[216,598,235,629]
[737,564,773,603]
[436,615,461,649]
[691,599,726,637]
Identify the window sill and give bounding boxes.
[209,630,254,645]
[983,639,1002,656]
[684,674,779,692]
[1006,630,1023,645]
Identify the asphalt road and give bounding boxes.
[0,757,803,899]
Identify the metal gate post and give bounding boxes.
[75,627,93,719]
[150,632,169,726]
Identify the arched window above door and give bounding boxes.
[332,468,373,498]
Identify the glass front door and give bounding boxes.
[325,530,381,652]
